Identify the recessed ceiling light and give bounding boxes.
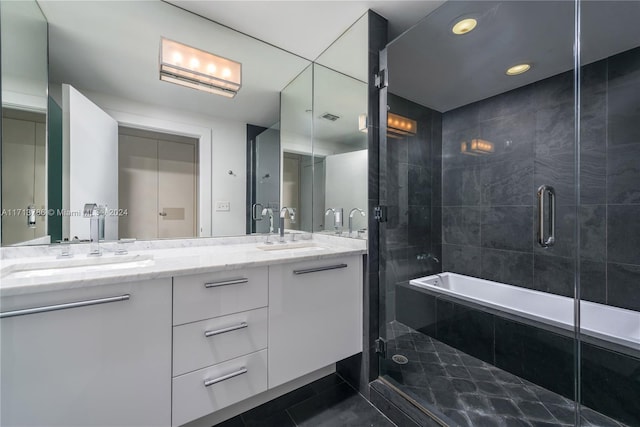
[452,18,477,35]
[506,63,531,75]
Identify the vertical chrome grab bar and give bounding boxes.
[537,185,556,248]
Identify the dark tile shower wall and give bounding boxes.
[441,47,640,312]
[383,93,443,323]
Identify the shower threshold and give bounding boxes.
[378,321,628,427]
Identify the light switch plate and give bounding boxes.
[215,201,230,211]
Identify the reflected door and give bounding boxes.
[158,140,196,239]
[250,125,280,234]
[119,132,196,240]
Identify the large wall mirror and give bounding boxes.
[0,1,369,247]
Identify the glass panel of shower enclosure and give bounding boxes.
[377,1,598,425]
[578,2,640,426]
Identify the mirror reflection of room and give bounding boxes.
[0,1,370,246]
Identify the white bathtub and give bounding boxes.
[409,273,640,353]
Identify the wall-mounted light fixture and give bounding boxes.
[159,37,242,98]
[461,139,495,155]
[387,112,417,139]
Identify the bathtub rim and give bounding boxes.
[407,273,640,358]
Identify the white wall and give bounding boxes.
[56,87,248,237]
[63,85,119,241]
[324,150,368,232]
[0,1,48,112]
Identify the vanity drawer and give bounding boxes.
[171,349,267,427]
[173,307,267,376]
[173,267,268,325]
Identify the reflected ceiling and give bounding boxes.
[39,1,310,127]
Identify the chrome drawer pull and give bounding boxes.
[0,294,130,319]
[293,264,348,275]
[204,278,248,288]
[204,367,248,387]
[204,322,248,337]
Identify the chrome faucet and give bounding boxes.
[83,203,102,256]
[261,208,275,243]
[348,208,366,237]
[279,207,296,242]
[325,208,343,234]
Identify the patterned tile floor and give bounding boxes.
[382,321,628,427]
[214,373,395,427]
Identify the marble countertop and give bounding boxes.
[0,234,366,297]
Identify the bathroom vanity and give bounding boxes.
[0,235,365,427]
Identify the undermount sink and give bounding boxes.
[256,241,327,252]
[1,254,155,279]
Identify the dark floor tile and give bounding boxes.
[214,415,245,427]
[459,393,491,412]
[444,364,471,379]
[543,403,575,425]
[581,405,625,427]
[476,381,506,397]
[516,401,555,422]
[490,397,523,417]
[310,374,344,395]
[441,409,472,427]
[503,417,533,427]
[288,382,394,427]
[243,411,295,427]
[369,387,421,427]
[466,411,505,427]
[451,378,477,393]
[241,383,316,423]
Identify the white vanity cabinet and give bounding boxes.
[268,255,363,388]
[171,267,269,427]
[0,278,172,427]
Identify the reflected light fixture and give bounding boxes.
[452,18,477,35]
[358,114,368,133]
[461,139,495,156]
[506,63,531,76]
[387,112,417,139]
[160,37,241,98]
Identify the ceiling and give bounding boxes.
[167,1,446,61]
[387,0,640,112]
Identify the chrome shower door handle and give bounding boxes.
[252,203,264,221]
[537,185,556,248]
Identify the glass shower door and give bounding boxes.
[377,1,593,425]
[577,2,640,426]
